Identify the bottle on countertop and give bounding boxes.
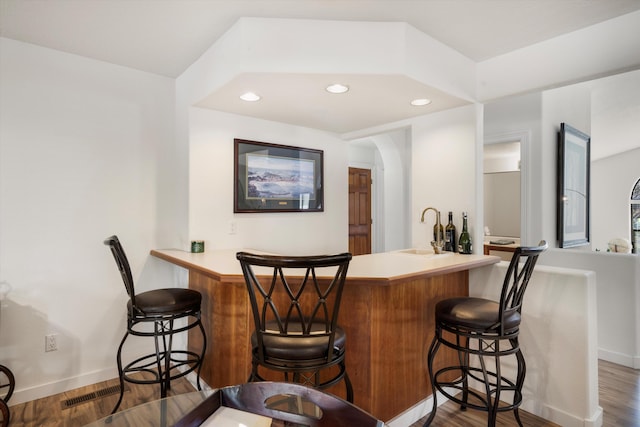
[433,211,444,245]
[433,215,444,245]
[445,211,457,252]
[458,212,472,254]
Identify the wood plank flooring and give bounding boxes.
[409,402,557,427]
[411,359,640,427]
[8,373,198,427]
[598,359,640,426]
[6,359,640,426]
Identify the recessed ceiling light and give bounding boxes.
[326,84,349,94]
[240,92,261,102]
[411,98,432,106]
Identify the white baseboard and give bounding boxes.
[386,396,431,427]
[386,389,452,427]
[8,367,117,407]
[531,402,603,427]
[598,348,636,368]
[9,363,209,408]
[183,368,211,391]
[386,388,602,427]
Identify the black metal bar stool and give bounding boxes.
[0,364,15,427]
[236,252,354,402]
[104,235,207,414]
[424,240,547,426]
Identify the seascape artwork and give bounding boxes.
[245,153,316,200]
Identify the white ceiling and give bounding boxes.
[2,0,640,134]
[3,0,640,77]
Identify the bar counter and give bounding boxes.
[151,248,499,422]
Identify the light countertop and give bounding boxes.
[151,248,500,286]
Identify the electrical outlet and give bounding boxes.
[229,220,238,235]
[45,334,58,352]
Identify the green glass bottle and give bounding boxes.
[445,211,457,252]
[458,212,472,254]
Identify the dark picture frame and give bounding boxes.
[234,139,324,213]
[557,123,590,248]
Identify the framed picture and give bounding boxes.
[557,123,590,248]
[234,139,324,213]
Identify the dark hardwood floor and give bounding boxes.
[598,359,640,426]
[6,359,640,426]
[411,359,640,427]
[409,402,558,427]
[8,372,198,427]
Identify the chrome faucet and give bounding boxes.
[421,207,444,254]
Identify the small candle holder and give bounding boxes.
[191,240,205,253]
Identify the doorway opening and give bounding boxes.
[483,141,521,239]
[348,167,372,255]
[483,130,531,246]
[347,128,411,254]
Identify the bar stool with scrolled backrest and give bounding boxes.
[236,252,354,402]
[104,235,207,414]
[424,240,548,427]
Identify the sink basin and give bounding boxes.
[395,249,453,257]
[397,248,435,255]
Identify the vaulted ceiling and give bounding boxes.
[2,0,639,139]
[3,0,639,77]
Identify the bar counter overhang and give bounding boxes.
[150,248,500,422]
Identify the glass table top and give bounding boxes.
[84,382,385,427]
[84,390,214,427]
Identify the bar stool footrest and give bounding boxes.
[122,350,203,385]
[433,365,523,414]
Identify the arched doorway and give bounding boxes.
[347,128,411,253]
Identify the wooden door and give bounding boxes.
[348,167,372,255]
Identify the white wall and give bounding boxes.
[484,171,520,237]
[592,148,640,251]
[585,75,640,368]
[591,70,640,161]
[470,262,601,427]
[485,81,593,249]
[485,70,640,250]
[0,38,179,404]
[477,10,640,101]
[189,107,349,255]
[484,92,542,245]
[411,105,481,251]
[485,70,640,369]
[590,70,640,250]
[541,83,592,249]
[542,249,640,368]
[348,128,412,253]
[374,129,412,252]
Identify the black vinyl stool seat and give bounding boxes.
[236,252,354,403]
[424,241,547,427]
[104,235,207,414]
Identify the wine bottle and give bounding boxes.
[433,214,444,244]
[458,212,472,254]
[445,211,457,252]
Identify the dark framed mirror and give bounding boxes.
[557,123,591,248]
